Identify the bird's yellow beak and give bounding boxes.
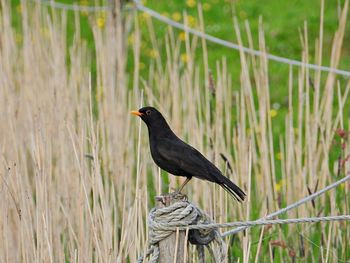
[130,110,143,117]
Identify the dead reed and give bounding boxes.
[0,0,349,262]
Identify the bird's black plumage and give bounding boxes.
[131,106,246,201]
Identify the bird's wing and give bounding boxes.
[156,137,211,180]
[156,137,246,201]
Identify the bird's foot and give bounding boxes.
[170,190,188,201]
[155,191,187,205]
[165,187,188,200]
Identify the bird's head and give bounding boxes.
[130,106,166,127]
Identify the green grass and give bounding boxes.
[144,0,350,91]
[10,0,350,104]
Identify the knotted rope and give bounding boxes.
[137,174,350,262]
[137,198,226,263]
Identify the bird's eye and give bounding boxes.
[146,110,152,115]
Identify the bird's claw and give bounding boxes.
[168,187,187,200]
[155,192,187,205]
[170,191,188,201]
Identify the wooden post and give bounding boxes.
[156,193,187,263]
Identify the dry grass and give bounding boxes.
[0,0,350,262]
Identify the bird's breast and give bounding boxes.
[149,141,182,175]
[150,143,164,166]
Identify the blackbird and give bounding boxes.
[131,106,246,201]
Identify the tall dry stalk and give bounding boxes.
[0,0,349,262]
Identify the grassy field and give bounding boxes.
[1,0,350,262]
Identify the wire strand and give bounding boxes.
[222,173,350,236]
[151,215,350,231]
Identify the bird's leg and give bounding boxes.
[177,177,191,193]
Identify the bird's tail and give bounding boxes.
[219,176,246,202]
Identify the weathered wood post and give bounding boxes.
[155,193,187,263]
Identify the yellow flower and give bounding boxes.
[148,49,159,58]
[178,32,186,41]
[172,12,182,22]
[97,16,105,28]
[275,179,284,193]
[276,152,282,160]
[270,109,278,118]
[16,4,22,13]
[186,0,196,8]
[275,181,282,193]
[181,53,189,63]
[203,3,211,11]
[139,62,145,70]
[187,15,197,27]
[294,128,299,135]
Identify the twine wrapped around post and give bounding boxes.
[137,193,226,263]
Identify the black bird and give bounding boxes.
[131,106,246,201]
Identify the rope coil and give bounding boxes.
[138,199,226,263]
[138,174,350,262]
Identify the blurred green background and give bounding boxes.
[10,0,350,101]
